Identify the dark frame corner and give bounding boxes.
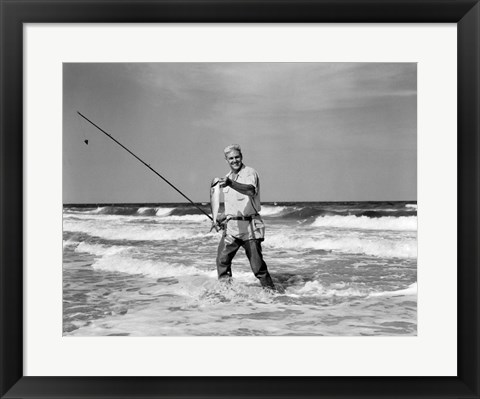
[1,1,479,398]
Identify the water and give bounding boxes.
[63,201,417,336]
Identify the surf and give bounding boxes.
[311,215,417,231]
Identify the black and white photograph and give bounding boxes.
[63,62,417,336]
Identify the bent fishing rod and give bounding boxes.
[77,111,213,222]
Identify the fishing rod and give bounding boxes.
[77,111,213,222]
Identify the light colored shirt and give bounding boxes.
[223,165,264,240]
[223,164,261,216]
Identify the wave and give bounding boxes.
[92,253,204,278]
[63,213,146,222]
[282,207,331,219]
[296,281,370,297]
[355,210,415,217]
[311,215,417,231]
[64,205,208,217]
[156,207,175,216]
[65,206,156,216]
[265,234,417,259]
[277,208,413,219]
[64,203,416,220]
[295,281,417,298]
[136,207,175,217]
[64,219,213,242]
[75,242,210,279]
[161,215,210,222]
[95,206,139,216]
[63,208,207,223]
[168,207,210,216]
[63,239,80,249]
[369,282,417,297]
[75,242,130,256]
[260,206,288,216]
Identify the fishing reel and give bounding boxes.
[210,214,227,232]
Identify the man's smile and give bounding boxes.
[225,150,243,172]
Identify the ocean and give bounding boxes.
[63,201,417,336]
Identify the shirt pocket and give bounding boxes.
[236,193,246,201]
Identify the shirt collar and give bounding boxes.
[228,164,245,179]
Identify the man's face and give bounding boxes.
[225,150,243,173]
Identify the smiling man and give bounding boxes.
[214,144,276,290]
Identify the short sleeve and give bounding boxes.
[242,169,259,194]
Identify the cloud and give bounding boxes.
[124,63,416,115]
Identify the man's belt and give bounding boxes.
[228,214,259,221]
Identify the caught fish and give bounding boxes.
[210,178,221,232]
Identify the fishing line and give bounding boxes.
[78,114,89,145]
[76,111,213,222]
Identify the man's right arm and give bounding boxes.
[219,177,256,197]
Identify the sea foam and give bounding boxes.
[311,215,417,231]
[369,282,417,297]
[296,281,369,297]
[136,206,173,216]
[265,234,417,259]
[162,214,210,222]
[260,206,287,216]
[91,252,204,278]
[75,242,129,256]
[296,281,417,298]
[64,219,211,241]
[155,207,175,216]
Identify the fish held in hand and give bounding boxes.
[210,178,222,232]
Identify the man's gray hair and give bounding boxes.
[223,144,242,156]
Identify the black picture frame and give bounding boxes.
[1,1,479,398]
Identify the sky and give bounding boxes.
[63,63,416,204]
